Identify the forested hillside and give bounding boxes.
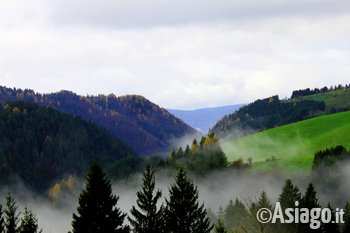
[0,86,196,155]
[211,95,326,137]
[0,101,137,191]
[212,85,350,137]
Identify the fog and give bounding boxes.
[0,129,349,233]
[1,162,349,233]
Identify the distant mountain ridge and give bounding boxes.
[168,104,243,133]
[0,86,197,155]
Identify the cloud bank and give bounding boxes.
[0,0,350,109]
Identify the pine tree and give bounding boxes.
[279,179,301,209]
[165,168,213,233]
[71,162,129,233]
[214,219,227,233]
[128,166,164,233]
[323,203,340,233]
[5,193,19,233]
[255,191,272,233]
[18,208,42,233]
[301,183,320,210]
[0,204,4,233]
[278,179,301,233]
[223,198,247,229]
[298,183,322,233]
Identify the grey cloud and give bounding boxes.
[48,0,350,28]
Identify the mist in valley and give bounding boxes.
[1,160,350,233]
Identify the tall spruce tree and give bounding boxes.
[0,204,4,233]
[71,162,129,233]
[214,219,227,233]
[322,203,340,233]
[255,191,272,233]
[18,208,42,233]
[128,166,164,233]
[278,179,301,233]
[165,168,213,233]
[298,183,322,233]
[5,193,19,233]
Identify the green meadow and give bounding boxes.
[221,110,350,173]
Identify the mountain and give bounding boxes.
[211,85,350,137]
[0,101,136,191]
[221,110,350,173]
[168,104,243,133]
[0,86,197,155]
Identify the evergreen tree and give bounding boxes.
[128,166,164,233]
[165,168,213,233]
[279,179,301,209]
[298,183,321,233]
[214,219,227,233]
[322,203,340,233]
[300,183,320,209]
[71,162,129,233]
[256,191,272,233]
[18,208,42,233]
[278,179,301,232]
[0,204,4,233]
[5,193,19,233]
[223,198,247,229]
[344,202,350,233]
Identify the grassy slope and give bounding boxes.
[221,110,350,173]
[289,88,350,111]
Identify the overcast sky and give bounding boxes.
[0,0,350,109]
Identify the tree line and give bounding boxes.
[291,84,350,99]
[213,180,350,233]
[211,95,326,137]
[2,163,350,233]
[0,194,41,233]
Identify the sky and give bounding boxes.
[0,0,350,109]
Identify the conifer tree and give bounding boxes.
[71,162,129,233]
[322,203,340,233]
[278,179,301,232]
[0,204,4,233]
[5,193,19,233]
[298,183,322,233]
[18,208,42,233]
[255,191,272,233]
[128,166,164,233]
[279,179,301,209]
[165,168,213,233]
[214,219,227,233]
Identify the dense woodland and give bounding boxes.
[1,164,350,233]
[0,101,137,192]
[211,95,326,137]
[0,86,196,155]
[0,100,229,193]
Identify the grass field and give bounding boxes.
[221,110,350,173]
[289,88,350,111]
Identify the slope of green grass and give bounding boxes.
[289,88,350,111]
[221,110,350,173]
